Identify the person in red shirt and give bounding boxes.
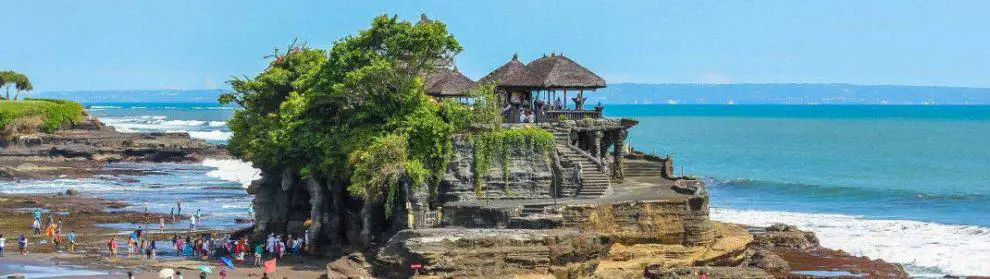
[108,236,118,258]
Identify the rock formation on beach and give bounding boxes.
[0,117,224,180]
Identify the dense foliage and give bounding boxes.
[0,98,85,134]
[221,15,555,215]
[221,15,461,211]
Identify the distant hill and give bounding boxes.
[31,84,990,105]
[33,89,224,104]
[586,83,990,105]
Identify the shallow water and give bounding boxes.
[0,162,256,230]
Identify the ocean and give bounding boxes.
[3,102,988,276]
[607,104,990,276]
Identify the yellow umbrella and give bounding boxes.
[303,219,313,227]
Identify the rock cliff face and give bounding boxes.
[440,135,555,201]
[0,118,223,180]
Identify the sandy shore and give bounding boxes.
[0,193,328,279]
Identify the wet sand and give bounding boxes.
[0,193,327,279]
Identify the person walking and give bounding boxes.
[67,231,77,253]
[0,233,6,257]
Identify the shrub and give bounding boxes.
[0,98,85,134]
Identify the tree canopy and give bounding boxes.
[0,71,33,100]
[220,15,465,209]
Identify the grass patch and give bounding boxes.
[0,98,85,135]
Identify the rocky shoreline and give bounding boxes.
[0,117,225,181]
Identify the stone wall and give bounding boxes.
[558,197,715,247]
[440,136,554,201]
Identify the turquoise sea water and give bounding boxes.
[607,105,990,226]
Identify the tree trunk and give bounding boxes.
[13,90,20,101]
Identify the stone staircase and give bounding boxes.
[623,158,665,177]
[550,126,611,198]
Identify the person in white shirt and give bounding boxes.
[0,233,6,257]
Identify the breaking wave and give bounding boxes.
[98,115,230,141]
[201,159,261,189]
[711,208,990,276]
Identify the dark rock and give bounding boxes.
[747,249,789,272]
[753,224,821,250]
[654,267,772,279]
[65,188,80,195]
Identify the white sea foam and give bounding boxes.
[99,116,230,141]
[185,130,232,141]
[711,207,990,276]
[201,159,261,188]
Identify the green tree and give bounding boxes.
[0,71,32,100]
[222,14,463,245]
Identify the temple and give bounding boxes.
[426,53,641,193]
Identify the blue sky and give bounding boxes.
[3,0,989,92]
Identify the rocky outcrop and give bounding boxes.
[440,135,554,201]
[0,118,224,180]
[643,266,772,279]
[751,223,820,250]
[747,223,910,278]
[376,228,610,278]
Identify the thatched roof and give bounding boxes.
[500,54,606,89]
[478,53,529,85]
[424,68,475,97]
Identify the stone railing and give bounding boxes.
[543,110,602,122]
[564,138,607,173]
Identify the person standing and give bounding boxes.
[190,215,197,231]
[108,235,118,258]
[32,218,41,236]
[159,217,166,233]
[254,242,265,267]
[18,234,27,255]
[149,239,157,260]
[177,199,182,216]
[0,233,6,257]
[218,265,228,279]
[67,231,77,253]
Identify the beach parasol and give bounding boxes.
[220,256,236,270]
[158,268,176,278]
[198,265,213,273]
